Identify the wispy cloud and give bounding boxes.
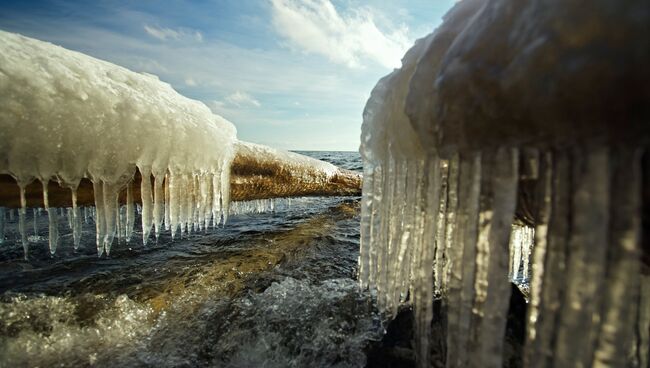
[210,91,261,116]
[225,91,261,107]
[270,0,410,68]
[144,24,203,42]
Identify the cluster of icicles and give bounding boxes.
[0,179,301,260]
[358,0,648,366]
[359,148,649,368]
[230,197,292,215]
[4,172,232,259]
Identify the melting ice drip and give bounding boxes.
[358,0,649,367]
[508,225,534,295]
[229,198,291,216]
[0,31,237,259]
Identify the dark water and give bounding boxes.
[0,152,384,367]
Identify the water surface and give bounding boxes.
[0,152,383,367]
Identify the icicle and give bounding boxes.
[553,148,610,367]
[71,187,82,250]
[0,207,5,244]
[189,174,197,232]
[116,204,124,243]
[375,153,395,313]
[169,173,180,239]
[509,227,522,281]
[65,207,72,229]
[446,152,482,368]
[220,165,231,225]
[102,182,119,255]
[468,148,519,368]
[367,165,384,291]
[198,174,208,232]
[396,159,421,300]
[212,172,222,227]
[443,154,460,294]
[187,175,194,233]
[521,227,533,280]
[508,225,534,283]
[125,182,135,243]
[523,151,552,366]
[358,163,374,289]
[164,173,171,231]
[592,149,642,367]
[523,151,571,368]
[84,206,89,224]
[193,174,201,232]
[41,181,59,255]
[93,180,106,257]
[152,173,164,239]
[384,157,405,314]
[180,174,191,235]
[228,199,278,215]
[18,185,28,259]
[434,160,449,295]
[191,175,199,232]
[32,208,38,236]
[412,157,441,368]
[403,161,424,298]
[9,209,15,222]
[202,174,213,230]
[140,167,154,245]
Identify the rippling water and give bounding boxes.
[0,151,383,367]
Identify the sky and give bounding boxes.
[0,0,455,151]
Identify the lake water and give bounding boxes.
[0,151,388,367]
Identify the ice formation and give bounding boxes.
[0,31,359,260]
[359,0,649,367]
[0,30,237,258]
[229,141,361,201]
[508,225,534,284]
[235,141,338,179]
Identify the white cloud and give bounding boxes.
[209,100,227,114]
[270,0,411,68]
[144,24,203,42]
[209,92,261,117]
[184,77,197,86]
[225,91,261,107]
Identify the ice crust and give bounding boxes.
[0,30,237,257]
[235,141,338,179]
[359,0,649,367]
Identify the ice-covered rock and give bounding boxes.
[231,141,361,203]
[0,30,363,259]
[359,0,649,367]
[0,30,236,257]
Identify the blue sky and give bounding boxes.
[0,0,455,151]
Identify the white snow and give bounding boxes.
[235,141,338,179]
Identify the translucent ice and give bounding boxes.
[358,0,648,367]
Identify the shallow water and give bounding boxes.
[0,152,383,367]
